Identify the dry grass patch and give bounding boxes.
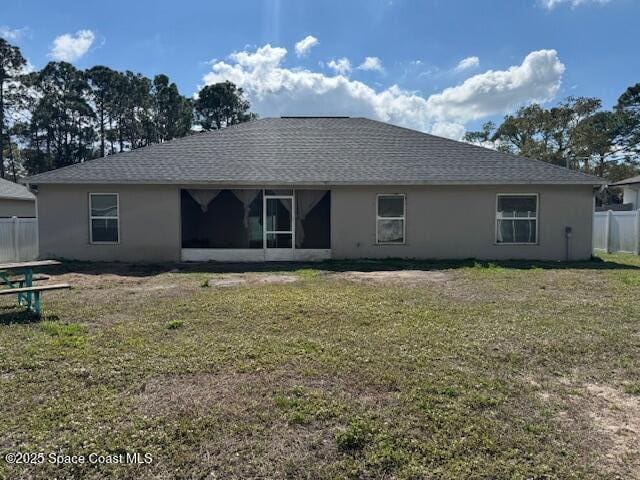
[138,369,398,419]
[135,370,401,478]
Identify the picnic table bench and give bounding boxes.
[0,260,70,316]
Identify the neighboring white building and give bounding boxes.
[610,176,640,209]
[0,177,35,217]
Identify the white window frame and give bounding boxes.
[376,193,406,245]
[89,193,120,244]
[495,193,538,245]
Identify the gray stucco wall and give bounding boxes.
[0,198,35,217]
[37,184,181,262]
[331,185,595,261]
[35,183,594,262]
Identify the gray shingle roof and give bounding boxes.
[0,177,35,201]
[24,117,605,186]
[610,175,640,187]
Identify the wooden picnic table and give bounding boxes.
[0,260,61,270]
[0,260,67,315]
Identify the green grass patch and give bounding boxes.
[620,273,640,286]
[335,417,377,452]
[624,383,640,395]
[165,319,184,330]
[295,268,322,279]
[39,321,86,347]
[470,260,505,273]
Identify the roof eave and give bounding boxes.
[610,181,640,187]
[24,178,606,187]
[0,194,35,201]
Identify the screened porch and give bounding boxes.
[180,189,331,261]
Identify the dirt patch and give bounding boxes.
[208,273,298,287]
[256,274,298,284]
[331,270,451,285]
[583,383,640,477]
[53,272,146,288]
[209,278,247,287]
[126,284,178,293]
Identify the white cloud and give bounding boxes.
[455,56,480,72]
[540,0,611,8]
[427,49,565,122]
[430,122,467,141]
[49,29,95,62]
[294,35,318,57]
[0,26,28,41]
[327,57,352,75]
[358,56,384,72]
[201,44,565,140]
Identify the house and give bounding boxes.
[23,117,605,262]
[609,175,640,209]
[0,177,35,218]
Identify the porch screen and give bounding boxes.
[295,190,330,249]
[181,189,263,248]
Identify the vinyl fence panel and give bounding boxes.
[593,210,640,254]
[0,217,38,262]
[592,213,608,252]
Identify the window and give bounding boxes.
[496,194,538,244]
[377,194,405,244]
[90,193,119,243]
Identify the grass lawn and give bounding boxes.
[1,254,640,479]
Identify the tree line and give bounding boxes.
[0,38,254,179]
[464,89,640,183]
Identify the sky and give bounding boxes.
[1,0,638,139]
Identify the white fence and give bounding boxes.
[593,210,640,254]
[0,217,38,262]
